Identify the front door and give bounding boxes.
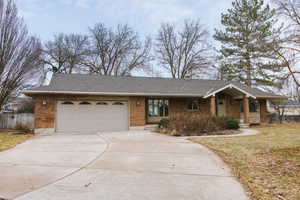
[217,95,226,116]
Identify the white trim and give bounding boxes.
[23,88,285,99]
[203,84,256,99]
[23,90,205,97]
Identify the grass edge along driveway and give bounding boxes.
[0,131,33,152]
[190,123,300,200]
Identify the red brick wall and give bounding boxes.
[129,97,146,126]
[169,95,241,120]
[170,96,242,118]
[34,96,56,129]
[169,98,210,118]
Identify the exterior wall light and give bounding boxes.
[42,99,47,106]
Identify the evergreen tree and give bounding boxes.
[214,0,284,87]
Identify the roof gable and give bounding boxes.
[203,84,257,99]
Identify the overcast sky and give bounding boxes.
[16,0,233,42]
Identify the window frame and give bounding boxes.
[187,99,200,111]
[147,99,169,117]
[96,102,108,105]
[240,100,260,113]
[79,101,92,105]
[61,101,74,105]
[112,102,125,105]
[249,100,260,113]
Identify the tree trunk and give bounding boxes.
[246,54,252,87]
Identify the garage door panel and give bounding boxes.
[56,101,128,133]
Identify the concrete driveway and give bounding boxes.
[0,131,249,200]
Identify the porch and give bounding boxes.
[144,89,267,126]
[207,85,267,125]
[209,93,264,125]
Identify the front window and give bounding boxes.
[187,100,199,111]
[148,99,169,117]
[240,100,260,112]
[249,100,260,112]
[79,101,91,105]
[96,102,108,105]
[113,102,125,105]
[61,101,74,105]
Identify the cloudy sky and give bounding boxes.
[16,0,233,42]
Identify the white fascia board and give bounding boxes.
[203,84,256,99]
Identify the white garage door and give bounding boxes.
[56,101,128,133]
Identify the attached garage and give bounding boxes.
[56,101,129,133]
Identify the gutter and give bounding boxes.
[256,96,287,99]
[23,90,287,99]
[22,90,206,97]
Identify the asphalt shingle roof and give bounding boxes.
[275,100,300,106]
[24,74,284,98]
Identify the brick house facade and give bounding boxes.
[32,93,269,134]
[24,74,284,134]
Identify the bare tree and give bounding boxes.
[42,33,89,74]
[156,19,211,79]
[270,0,300,90]
[0,0,42,111]
[85,23,151,76]
[270,100,286,123]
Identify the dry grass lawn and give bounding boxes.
[0,131,32,152]
[190,123,300,200]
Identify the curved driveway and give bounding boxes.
[0,131,249,200]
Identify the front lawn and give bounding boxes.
[190,123,300,200]
[0,131,32,152]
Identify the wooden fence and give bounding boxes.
[0,113,34,130]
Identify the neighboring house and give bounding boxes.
[267,100,300,116]
[23,74,285,134]
[1,97,32,113]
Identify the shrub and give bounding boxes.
[159,119,170,128]
[224,117,240,130]
[163,113,240,136]
[207,116,227,131]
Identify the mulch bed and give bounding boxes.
[0,129,19,133]
[158,128,241,137]
[180,129,241,136]
[0,129,33,135]
[202,129,241,136]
